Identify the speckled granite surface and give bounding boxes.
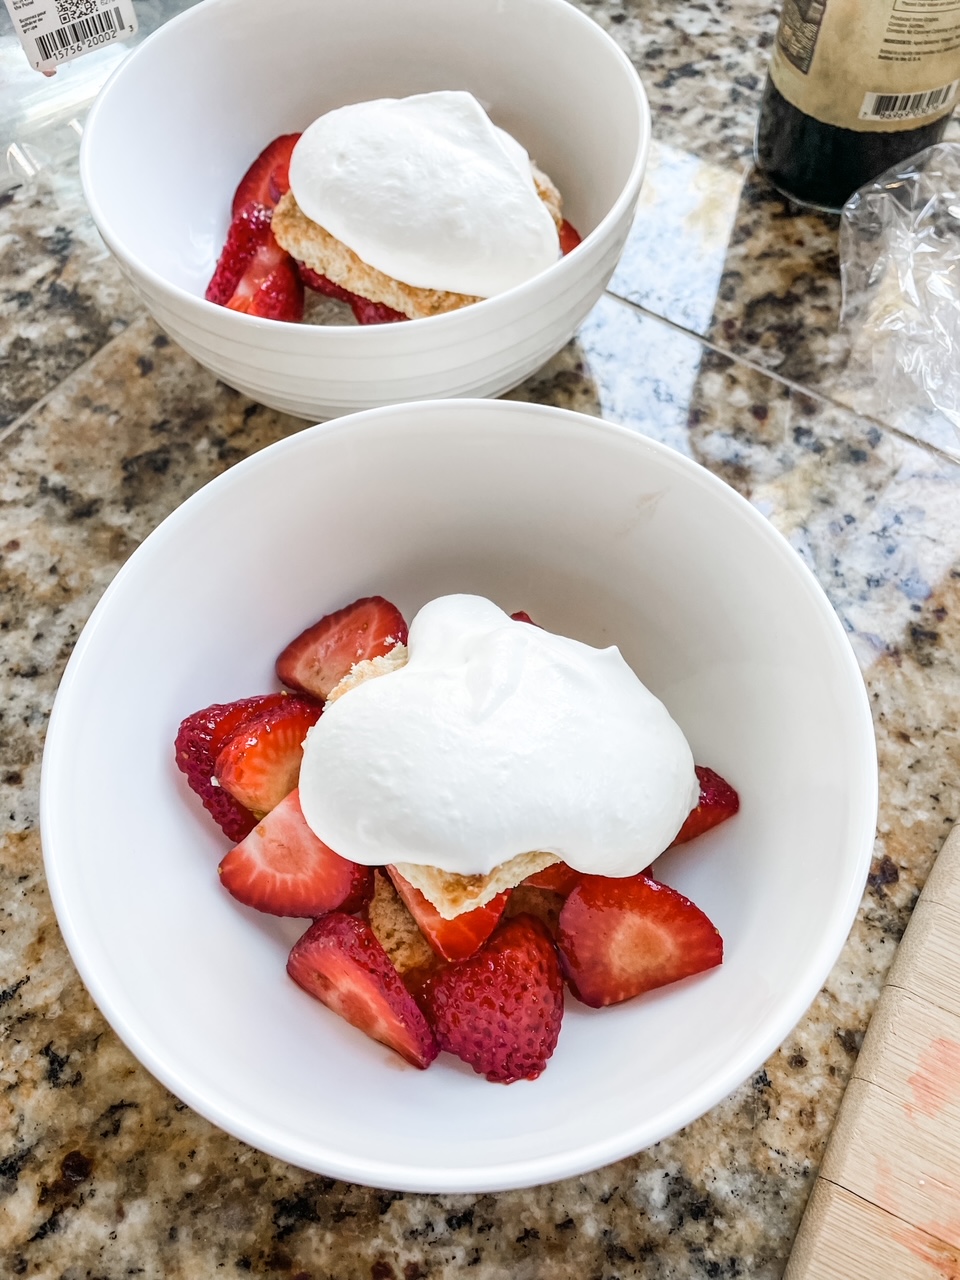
[3,2,960,1276]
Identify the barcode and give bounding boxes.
[860,81,959,122]
[35,6,123,61]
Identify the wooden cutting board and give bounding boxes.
[785,824,960,1280]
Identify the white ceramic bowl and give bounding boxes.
[41,400,877,1192]
[79,0,649,420]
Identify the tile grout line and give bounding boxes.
[0,311,147,451]
[604,288,960,470]
[6,287,959,474]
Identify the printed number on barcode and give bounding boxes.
[35,6,123,62]
[860,80,960,122]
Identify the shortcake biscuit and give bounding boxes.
[272,162,564,321]
[322,647,560,917]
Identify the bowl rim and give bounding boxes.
[78,0,651,339]
[40,398,879,1192]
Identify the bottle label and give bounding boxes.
[771,0,960,131]
[2,0,137,74]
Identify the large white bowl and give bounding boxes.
[40,400,877,1192]
[79,0,649,420]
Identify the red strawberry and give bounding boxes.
[287,913,438,1069]
[422,915,563,1083]
[559,218,582,256]
[215,696,321,816]
[206,202,270,304]
[206,204,304,322]
[298,263,351,302]
[276,596,408,701]
[231,133,301,217]
[557,873,722,1008]
[672,766,740,846]
[298,263,407,325]
[522,861,581,895]
[219,789,372,916]
[510,610,540,626]
[175,693,292,841]
[387,868,509,962]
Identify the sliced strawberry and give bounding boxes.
[297,263,356,305]
[510,610,540,627]
[206,202,271,304]
[350,294,408,325]
[206,203,304,322]
[287,914,438,1069]
[557,873,722,1008]
[219,789,372,916]
[387,868,509,962]
[559,219,582,256]
[672,766,740,846]
[215,696,321,816]
[298,263,407,325]
[232,133,301,217]
[276,596,409,701]
[423,914,563,1084]
[175,693,292,841]
[238,253,304,321]
[522,862,581,895]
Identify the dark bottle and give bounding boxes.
[755,0,960,212]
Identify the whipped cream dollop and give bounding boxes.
[288,91,561,298]
[298,595,698,878]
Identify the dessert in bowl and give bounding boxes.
[40,399,877,1191]
[205,91,583,326]
[79,0,650,420]
[175,591,735,1084]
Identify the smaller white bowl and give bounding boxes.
[80,0,649,420]
[41,399,877,1193]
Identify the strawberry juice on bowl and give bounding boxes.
[40,399,877,1192]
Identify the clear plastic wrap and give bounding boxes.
[840,142,960,439]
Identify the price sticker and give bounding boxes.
[3,0,137,73]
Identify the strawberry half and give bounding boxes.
[387,868,509,962]
[557,873,722,1008]
[232,133,301,217]
[219,789,372,916]
[287,913,438,1069]
[276,596,409,701]
[522,862,581,895]
[298,263,408,325]
[175,693,292,841]
[559,219,582,256]
[672,766,740,846]
[206,203,304,322]
[215,695,321,816]
[422,915,564,1084]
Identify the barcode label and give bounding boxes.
[35,6,122,61]
[860,80,960,122]
[1,0,137,73]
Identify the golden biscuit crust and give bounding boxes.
[271,159,565,321]
[392,851,561,920]
[272,194,481,319]
[366,870,437,975]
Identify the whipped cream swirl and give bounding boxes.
[298,595,698,877]
[288,91,561,298]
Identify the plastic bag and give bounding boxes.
[839,142,960,439]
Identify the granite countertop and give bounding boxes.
[3,2,960,1277]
